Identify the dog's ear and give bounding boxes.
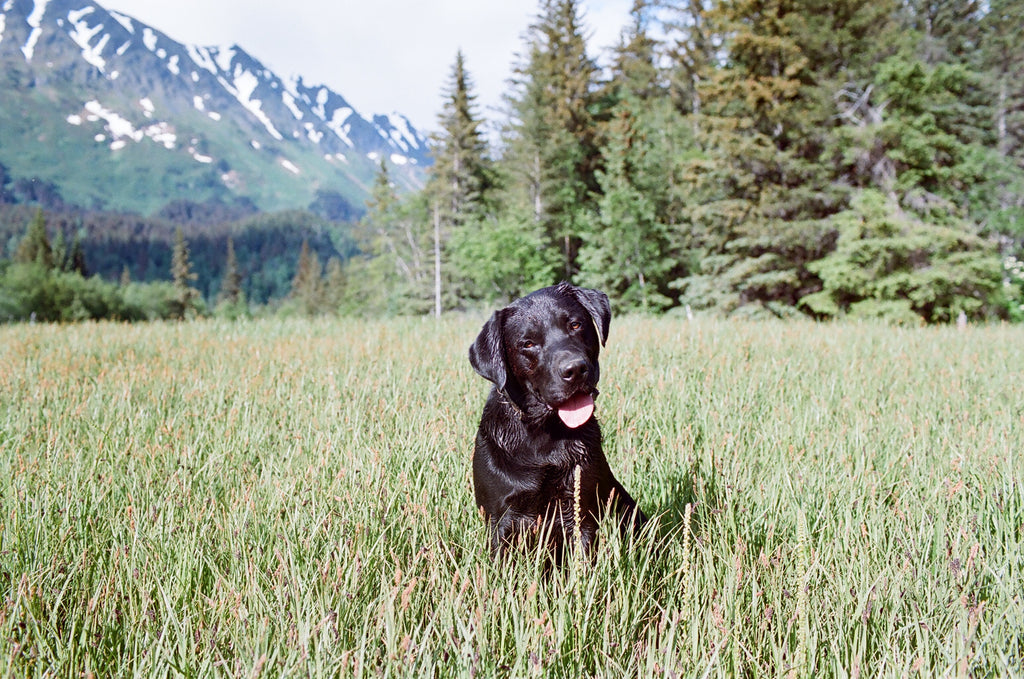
[468,309,507,390]
[571,286,612,346]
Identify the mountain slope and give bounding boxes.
[0,0,431,215]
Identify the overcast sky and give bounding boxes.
[101,0,635,134]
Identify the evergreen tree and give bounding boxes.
[67,232,87,276]
[430,50,492,225]
[503,0,600,280]
[428,50,493,309]
[170,227,201,320]
[323,256,346,313]
[979,0,1024,248]
[579,102,676,312]
[289,239,323,315]
[662,0,716,121]
[670,0,901,316]
[14,209,53,269]
[800,190,1004,323]
[216,236,244,310]
[51,229,68,273]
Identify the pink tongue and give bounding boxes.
[557,393,595,428]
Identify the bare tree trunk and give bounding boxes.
[433,204,442,319]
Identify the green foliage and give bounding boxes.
[448,210,560,305]
[578,101,677,312]
[1003,254,1024,322]
[801,190,1004,323]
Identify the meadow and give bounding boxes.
[1,316,1021,677]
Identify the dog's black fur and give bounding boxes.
[468,282,646,562]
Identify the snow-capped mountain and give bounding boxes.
[0,0,431,214]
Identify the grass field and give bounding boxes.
[1,316,1022,677]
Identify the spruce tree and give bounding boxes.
[170,227,201,320]
[428,50,493,309]
[15,209,54,269]
[289,239,323,315]
[430,50,492,225]
[503,0,600,280]
[67,232,87,276]
[217,236,243,307]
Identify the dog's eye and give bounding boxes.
[569,320,582,331]
[521,339,537,349]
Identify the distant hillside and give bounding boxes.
[0,0,431,216]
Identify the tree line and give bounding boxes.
[2,0,1023,324]
[367,0,1024,323]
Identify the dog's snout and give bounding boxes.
[559,358,589,382]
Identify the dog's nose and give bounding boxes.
[560,359,589,382]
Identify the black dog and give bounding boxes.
[468,282,646,562]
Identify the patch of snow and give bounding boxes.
[325,106,354,147]
[208,111,221,121]
[187,45,217,74]
[116,41,130,56]
[95,133,106,142]
[280,159,300,175]
[67,114,82,125]
[304,122,323,144]
[111,139,126,151]
[142,27,157,52]
[213,45,235,73]
[82,100,176,150]
[250,140,261,150]
[189,147,212,163]
[167,54,179,75]
[0,14,7,47]
[222,70,283,140]
[109,10,133,34]
[190,71,199,83]
[22,0,51,61]
[193,95,205,111]
[282,91,303,120]
[390,154,409,166]
[140,98,154,117]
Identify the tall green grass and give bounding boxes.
[1,317,1021,677]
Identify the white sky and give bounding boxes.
[100,0,635,134]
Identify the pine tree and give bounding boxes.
[170,227,201,320]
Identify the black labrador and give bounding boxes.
[468,282,646,562]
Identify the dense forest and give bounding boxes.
[2,0,1023,323]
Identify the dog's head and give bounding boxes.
[469,282,611,429]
